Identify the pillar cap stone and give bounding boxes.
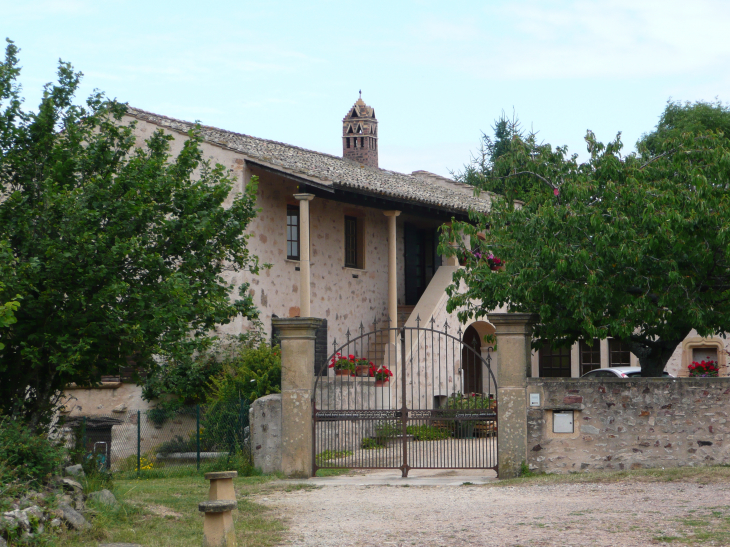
[487,313,539,334]
[204,471,238,480]
[199,500,238,513]
[294,193,315,201]
[272,317,322,339]
[383,210,401,217]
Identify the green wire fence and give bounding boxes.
[61,399,252,478]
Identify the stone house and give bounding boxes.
[62,94,727,420]
[62,94,503,420]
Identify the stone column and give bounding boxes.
[294,193,314,317]
[383,211,400,343]
[272,317,319,478]
[488,313,538,479]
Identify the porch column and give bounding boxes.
[488,312,538,479]
[384,210,401,343]
[271,317,319,478]
[294,193,314,317]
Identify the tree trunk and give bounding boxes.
[628,337,686,377]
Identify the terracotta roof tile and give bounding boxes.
[126,107,491,215]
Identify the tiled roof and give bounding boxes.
[126,107,491,215]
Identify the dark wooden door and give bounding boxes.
[462,326,483,394]
[404,224,440,305]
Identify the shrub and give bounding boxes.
[0,417,64,486]
[208,342,281,404]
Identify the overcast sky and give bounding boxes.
[4,0,730,177]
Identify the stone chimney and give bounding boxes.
[342,92,378,168]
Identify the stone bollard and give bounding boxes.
[199,471,238,547]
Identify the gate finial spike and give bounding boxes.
[443,319,449,332]
[457,325,463,337]
[416,314,421,328]
[332,339,338,352]
[359,321,364,335]
[429,316,435,327]
[346,328,351,341]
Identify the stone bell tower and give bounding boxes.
[342,92,378,168]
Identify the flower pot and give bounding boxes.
[374,380,389,387]
[355,365,370,377]
[335,369,351,376]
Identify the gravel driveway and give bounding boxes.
[259,472,730,546]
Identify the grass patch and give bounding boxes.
[652,506,730,544]
[489,465,730,488]
[57,475,285,547]
[361,438,385,450]
[314,467,350,477]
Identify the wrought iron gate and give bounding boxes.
[312,319,498,477]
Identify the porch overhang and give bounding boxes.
[247,160,474,223]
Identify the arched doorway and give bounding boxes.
[462,325,482,394]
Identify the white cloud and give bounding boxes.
[407,0,730,80]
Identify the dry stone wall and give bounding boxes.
[526,378,730,474]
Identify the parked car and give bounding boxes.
[581,367,675,378]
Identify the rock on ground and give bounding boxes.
[88,489,118,506]
[2,509,31,532]
[65,464,85,478]
[57,503,90,531]
[58,477,84,492]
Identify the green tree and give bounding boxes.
[454,111,569,201]
[444,128,730,377]
[0,242,21,351]
[638,99,730,156]
[0,40,261,429]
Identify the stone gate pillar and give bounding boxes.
[272,317,319,478]
[488,313,538,479]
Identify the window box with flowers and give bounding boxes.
[688,360,719,377]
[329,353,373,377]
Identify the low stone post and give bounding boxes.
[488,313,538,479]
[272,317,319,478]
[199,471,238,547]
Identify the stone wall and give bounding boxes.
[526,378,730,474]
[125,114,395,354]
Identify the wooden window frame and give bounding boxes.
[608,338,632,367]
[539,344,572,378]
[579,339,601,376]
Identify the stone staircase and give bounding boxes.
[369,305,415,366]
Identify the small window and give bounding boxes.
[287,205,299,260]
[539,344,572,378]
[579,339,600,375]
[345,216,358,268]
[609,339,632,367]
[344,216,365,269]
[692,347,718,364]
